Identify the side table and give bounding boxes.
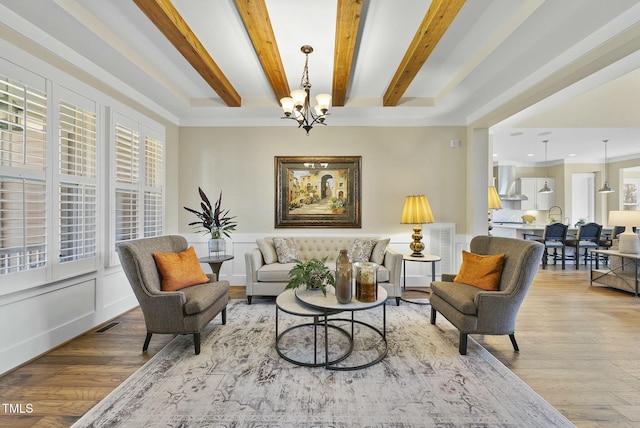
[198,255,234,279]
[401,254,441,305]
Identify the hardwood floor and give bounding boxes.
[1,267,639,427]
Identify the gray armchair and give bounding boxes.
[429,236,544,355]
[117,235,230,355]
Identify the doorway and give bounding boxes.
[571,172,595,224]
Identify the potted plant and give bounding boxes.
[285,257,335,296]
[184,187,237,254]
[330,197,346,214]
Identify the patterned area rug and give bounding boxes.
[73,299,574,427]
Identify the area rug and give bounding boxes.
[73,299,574,427]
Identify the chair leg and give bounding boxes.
[459,332,468,355]
[193,332,201,355]
[561,247,565,270]
[143,332,152,352]
[247,296,252,305]
[430,307,437,324]
[509,333,519,352]
[396,297,400,306]
[221,307,227,325]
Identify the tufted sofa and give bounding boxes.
[244,237,402,305]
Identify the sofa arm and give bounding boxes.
[138,290,189,332]
[474,290,521,333]
[245,248,265,287]
[383,247,402,289]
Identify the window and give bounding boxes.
[623,181,639,210]
[144,136,163,237]
[0,59,165,285]
[58,100,97,263]
[0,75,47,274]
[111,111,164,259]
[114,123,140,243]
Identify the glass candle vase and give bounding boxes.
[354,261,379,303]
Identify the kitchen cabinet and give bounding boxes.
[519,178,555,210]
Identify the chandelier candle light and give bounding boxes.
[280,45,331,135]
[400,195,434,257]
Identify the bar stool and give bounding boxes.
[536,223,568,270]
[565,223,602,269]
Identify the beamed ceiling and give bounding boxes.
[2,0,640,164]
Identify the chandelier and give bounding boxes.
[280,45,331,135]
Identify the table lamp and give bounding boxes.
[488,185,502,235]
[608,210,640,254]
[401,195,434,257]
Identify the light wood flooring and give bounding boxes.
[1,266,640,427]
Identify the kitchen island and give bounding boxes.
[491,223,613,241]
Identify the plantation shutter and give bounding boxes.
[144,135,163,237]
[114,123,140,243]
[58,101,97,263]
[0,75,47,274]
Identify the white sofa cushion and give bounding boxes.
[257,238,278,264]
[256,261,389,283]
[371,238,390,264]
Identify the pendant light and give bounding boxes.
[598,139,615,193]
[539,140,553,193]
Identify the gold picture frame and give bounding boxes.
[275,156,361,228]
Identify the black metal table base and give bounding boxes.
[275,301,387,370]
[323,313,388,371]
[275,316,353,367]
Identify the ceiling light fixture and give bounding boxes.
[539,140,553,193]
[280,45,331,136]
[598,139,615,193]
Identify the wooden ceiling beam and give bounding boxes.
[133,0,241,107]
[332,0,363,106]
[235,0,290,102]
[383,0,466,107]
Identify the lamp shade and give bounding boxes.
[488,186,502,210]
[401,195,434,224]
[280,97,294,116]
[315,93,332,111]
[608,210,640,253]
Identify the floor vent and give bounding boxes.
[95,322,119,333]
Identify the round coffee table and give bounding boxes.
[294,286,388,371]
[275,290,352,367]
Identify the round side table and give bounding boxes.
[198,255,234,278]
[401,254,441,305]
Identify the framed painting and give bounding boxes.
[275,156,361,228]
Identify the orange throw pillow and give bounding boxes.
[453,251,506,291]
[153,246,209,291]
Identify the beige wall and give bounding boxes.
[176,126,469,235]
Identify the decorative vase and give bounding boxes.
[208,238,226,256]
[354,261,379,303]
[335,249,352,303]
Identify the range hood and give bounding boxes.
[495,165,528,201]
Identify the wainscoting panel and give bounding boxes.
[0,278,97,374]
[187,228,458,287]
